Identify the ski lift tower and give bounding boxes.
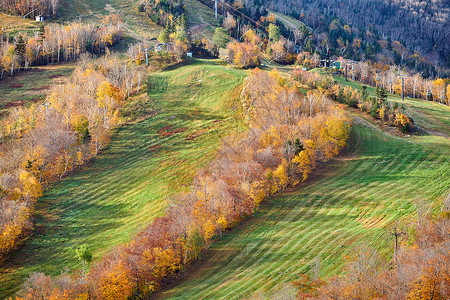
[399,73,408,101]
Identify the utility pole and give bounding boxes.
[392,225,405,262]
[345,64,348,82]
[215,0,218,19]
[399,75,408,101]
[42,102,51,117]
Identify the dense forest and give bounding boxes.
[239,0,449,66]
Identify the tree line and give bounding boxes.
[0,14,124,79]
[0,0,59,17]
[0,54,144,263]
[15,68,351,299]
[293,68,415,133]
[330,58,449,106]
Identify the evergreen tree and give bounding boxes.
[393,50,401,65]
[158,28,170,43]
[387,36,392,51]
[376,87,387,103]
[39,23,45,43]
[294,138,304,155]
[213,27,230,49]
[299,23,310,38]
[304,38,314,53]
[360,85,368,101]
[15,35,26,58]
[268,24,281,42]
[363,43,375,61]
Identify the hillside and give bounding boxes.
[185,0,220,42]
[158,95,450,299]
[242,0,449,65]
[324,70,450,137]
[1,0,449,298]
[0,60,246,297]
[56,0,161,43]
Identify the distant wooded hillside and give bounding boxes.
[240,0,449,66]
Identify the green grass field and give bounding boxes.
[0,60,246,297]
[157,104,450,298]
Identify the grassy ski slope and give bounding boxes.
[159,105,449,299]
[0,60,246,297]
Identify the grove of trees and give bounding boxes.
[0,0,59,17]
[293,68,415,133]
[331,59,450,106]
[0,15,124,79]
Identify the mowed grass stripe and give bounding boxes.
[0,60,246,297]
[218,184,385,297]
[191,182,378,297]
[159,120,450,299]
[206,168,394,295]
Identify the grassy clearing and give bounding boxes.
[271,11,308,32]
[57,0,161,45]
[0,62,76,117]
[0,59,246,297]
[158,98,450,298]
[185,0,220,27]
[57,0,108,21]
